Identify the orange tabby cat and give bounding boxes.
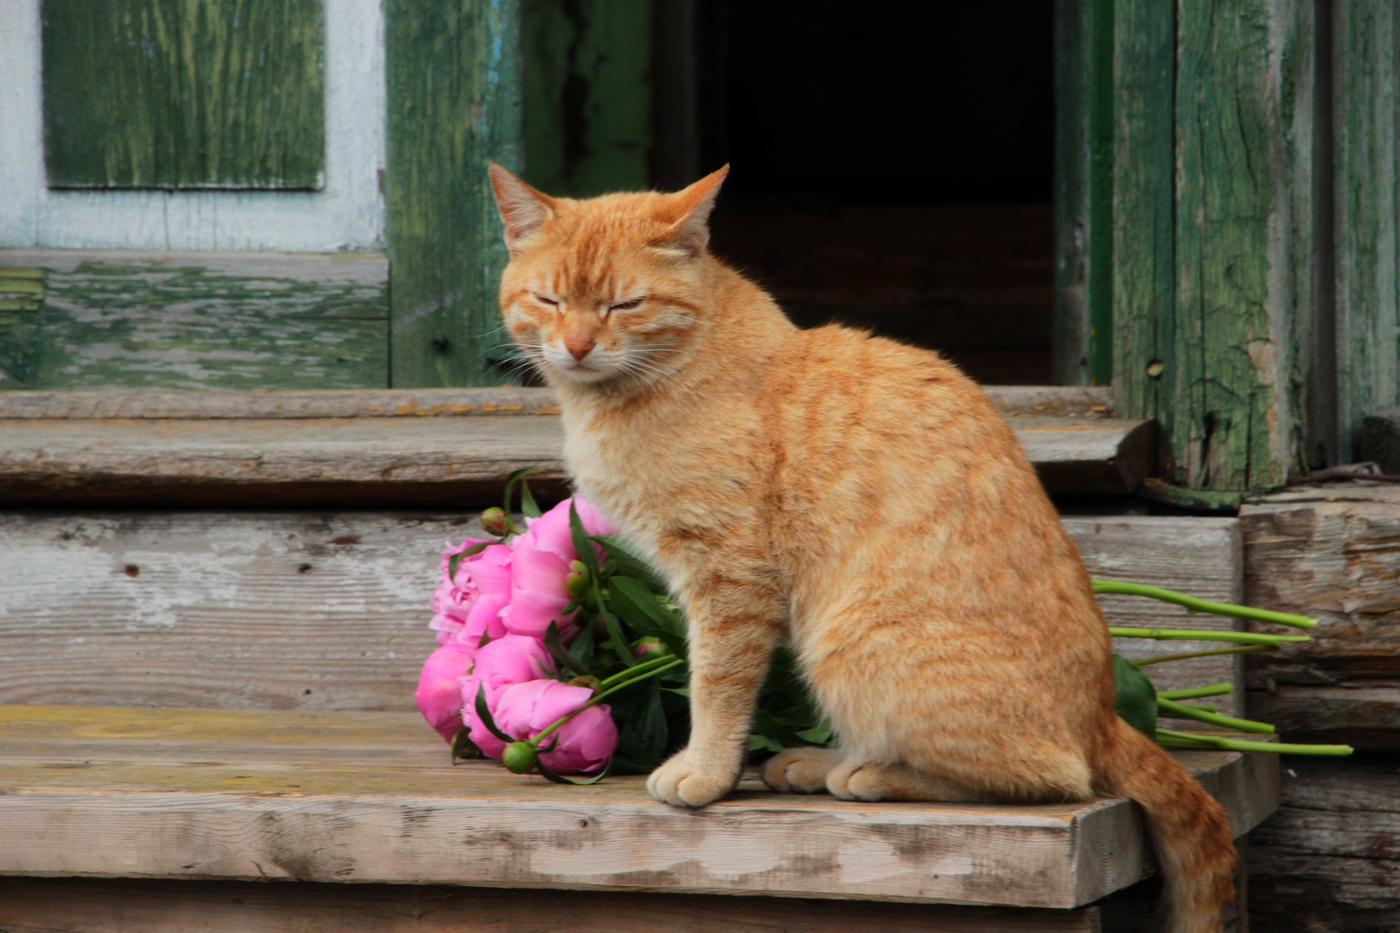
[488,164,1237,933]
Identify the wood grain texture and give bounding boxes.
[0,414,1152,507]
[1112,0,1314,493]
[41,0,324,190]
[384,0,522,387]
[1242,484,1400,683]
[1248,754,1400,933]
[0,705,1273,909]
[1332,0,1400,462]
[0,877,1102,933]
[0,385,1114,420]
[0,250,388,390]
[0,513,1239,712]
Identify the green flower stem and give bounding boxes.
[1109,626,1310,646]
[1092,579,1317,630]
[1158,683,1234,701]
[1134,644,1272,667]
[1157,697,1274,734]
[596,654,680,692]
[1156,728,1353,757]
[530,658,685,749]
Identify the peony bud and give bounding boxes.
[480,507,510,538]
[564,560,590,599]
[632,636,667,660]
[502,741,539,774]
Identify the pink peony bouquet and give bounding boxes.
[414,470,698,781]
[416,471,1350,780]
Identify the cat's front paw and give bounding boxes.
[646,749,739,808]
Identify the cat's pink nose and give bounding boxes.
[566,337,595,360]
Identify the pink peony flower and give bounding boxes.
[457,635,556,759]
[502,498,617,640]
[494,679,618,774]
[415,643,477,742]
[430,540,513,649]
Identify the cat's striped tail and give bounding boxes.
[1098,716,1237,933]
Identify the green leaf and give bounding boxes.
[591,534,669,592]
[611,679,669,773]
[543,621,583,676]
[569,502,602,577]
[473,683,515,744]
[535,755,614,785]
[446,538,493,581]
[520,478,542,519]
[1113,654,1158,738]
[595,581,638,668]
[502,467,533,516]
[571,619,597,671]
[449,727,481,763]
[608,576,688,659]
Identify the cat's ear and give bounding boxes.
[488,163,555,248]
[661,165,729,255]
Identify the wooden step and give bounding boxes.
[0,704,1277,914]
[0,387,1154,506]
[0,513,1245,711]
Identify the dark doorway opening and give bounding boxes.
[655,0,1056,384]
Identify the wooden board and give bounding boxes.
[0,877,1102,933]
[1241,482,1400,751]
[0,414,1152,507]
[1248,754,1400,933]
[41,1,324,190]
[0,705,1276,909]
[0,250,389,390]
[0,513,1241,711]
[0,385,1115,419]
[384,0,521,387]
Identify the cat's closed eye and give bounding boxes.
[609,298,644,312]
[533,293,560,308]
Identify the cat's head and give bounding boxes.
[488,164,728,388]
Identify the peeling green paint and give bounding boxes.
[0,252,387,390]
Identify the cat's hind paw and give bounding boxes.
[646,749,740,808]
[761,747,844,794]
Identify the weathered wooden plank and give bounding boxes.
[1051,0,1113,387]
[1110,0,1177,440]
[0,877,1103,933]
[1248,755,1400,933]
[522,0,652,198]
[0,414,1152,507]
[0,704,1272,909]
[1247,683,1400,754]
[0,513,1236,711]
[1161,0,1311,492]
[1242,484,1400,683]
[0,250,389,390]
[41,0,324,190]
[0,385,1115,420]
[1333,0,1400,462]
[384,0,522,388]
[1076,517,1245,713]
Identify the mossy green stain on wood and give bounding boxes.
[41,0,325,190]
[0,251,387,390]
[522,0,652,198]
[385,0,524,388]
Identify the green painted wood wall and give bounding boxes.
[41,0,325,190]
[384,0,524,388]
[1059,0,1342,494]
[522,0,652,198]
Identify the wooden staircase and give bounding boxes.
[0,387,1277,932]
